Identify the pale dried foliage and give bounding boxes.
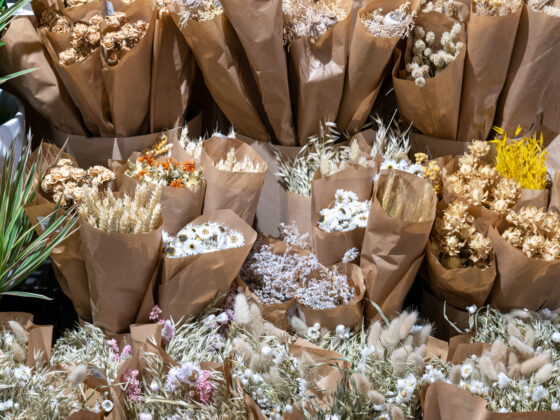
[282,0,348,43]
[214,147,265,173]
[78,183,162,233]
[369,113,411,161]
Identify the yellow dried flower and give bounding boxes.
[491,126,548,190]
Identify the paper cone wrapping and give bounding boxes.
[487,222,560,312]
[79,216,163,333]
[392,12,466,140]
[150,12,196,133]
[158,210,257,321]
[496,5,560,136]
[100,0,157,137]
[286,191,312,237]
[420,287,469,341]
[512,188,549,211]
[0,16,85,135]
[456,6,521,142]
[221,0,295,145]
[298,262,365,330]
[51,111,202,167]
[337,0,411,134]
[361,170,437,319]
[549,171,560,214]
[424,242,496,308]
[112,160,205,235]
[178,12,270,141]
[287,0,352,144]
[312,223,365,266]
[201,136,267,225]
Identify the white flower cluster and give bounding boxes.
[380,159,424,176]
[406,23,464,87]
[318,190,370,232]
[164,222,244,258]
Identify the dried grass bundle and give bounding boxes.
[78,183,162,233]
[282,0,348,43]
[380,171,434,222]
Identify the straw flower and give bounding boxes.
[39,10,72,33]
[101,13,148,66]
[126,155,202,188]
[58,15,102,65]
[318,189,370,233]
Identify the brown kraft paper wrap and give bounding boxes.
[100,0,156,137]
[298,262,365,330]
[456,5,521,142]
[336,0,409,134]
[150,12,196,133]
[423,381,559,420]
[424,242,496,308]
[549,171,560,214]
[487,222,560,312]
[420,287,469,341]
[158,209,257,321]
[0,16,85,135]
[39,29,114,137]
[496,5,560,136]
[313,222,365,265]
[361,170,437,319]
[112,159,205,234]
[201,136,267,225]
[79,215,163,333]
[288,0,352,145]
[286,190,312,237]
[513,188,549,211]
[51,111,202,167]
[392,13,466,140]
[220,0,296,145]
[177,12,270,141]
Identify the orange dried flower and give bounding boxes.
[182,161,196,172]
[169,179,185,188]
[157,160,170,170]
[138,154,155,166]
[136,169,148,180]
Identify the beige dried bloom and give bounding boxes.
[528,0,560,16]
[78,183,162,233]
[177,0,223,25]
[431,201,492,269]
[502,206,560,260]
[361,2,415,39]
[58,15,102,65]
[282,0,348,43]
[101,13,148,66]
[446,140,520,212]
[214,147,264,173]
[65,0,96,7]
[420,0,459,18]
[405,22,463,87]
[41,159,115,207]
[473,0,521,16]
[39,10,72,33]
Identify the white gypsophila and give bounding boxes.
[318,189,370,233]
[164,222,244,258]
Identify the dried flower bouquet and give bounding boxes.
[101,12,149,66]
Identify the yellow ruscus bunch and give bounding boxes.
[492,126,548,190]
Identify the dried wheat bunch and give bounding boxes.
[282,0,348,43]
[361,2,415,39]
[101,13,148,66]
[78,183,162,233]
[214,147,265,173]
[379,171,434,222]
[369,113,411,161]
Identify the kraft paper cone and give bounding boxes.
[286,191,312,237]
[288,0,352,144]
[513,188,549,211]
[113,159,205,234]
[79,216,163,334]
[337,0,412,134]
[100,0,156,137]
[297,262,365,330]
[150,12,196,133]
[361,170,437,320]
[549,171,560,214]
[221,0,296,145]
[201,136,267,225]
[487,222,560,312]
[312,223,365,266]
[496,5,560,136]
[178,12,270,141]
[456,6,521,142]
[51,111,202,167]
[159,209,257,321]
[27,324,53,367]
[392,12,466,140]
[0,16,85,135]
[424,241,496,308]
[420,287,469,341]
[0,312,33,327]
[39,28,114,137]
[423,381,559,420]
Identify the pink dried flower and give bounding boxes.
[149,305,163,322]
[107,338,120,361]
[120,344,132,360]
[123,369,141,402]
[161,320,175,343]
[196,370,215,405]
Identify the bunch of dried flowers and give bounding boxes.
[39,10,72,33]
[318,189,370,232]
[177,0,224,25]
[406,23,464,87]
[278,221,311,250]
[58,15,102,65]
[369,113,412,161]
[101,12,148,66]
[125,155,202,188]
[41,158,115,207]
[473,0,521,16]
[492,127,548,190]
[65,0,96,7]
[420,0,460,18]
[528,0,560,16]
[141,132,173,158]
[430,200,492,269]
[275,122,346,196]
[501,206,560,260]
[415,153,442,195]
[78,183,162,233]
[164,222,245,258]
[282,0,348,43]
[378,158,424,178]
[446,140,521,212]
[213,147,265,173]
[361,1,415,39]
